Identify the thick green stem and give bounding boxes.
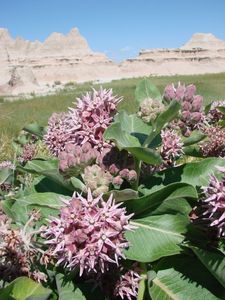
[137,277,146,300]
[137,263,147,300]
[132,158,142,191]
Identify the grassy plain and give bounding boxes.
[1,73,225,160]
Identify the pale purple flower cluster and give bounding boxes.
[192,167,225,238]
[19,143,36,164]
[114,269,141,300]
[0,211,47,282]
[200,126,225,157]
[42,190,134,276]
[44,112,74,156]
[207,100,225,123]
[160,129,183,165]
[69,88,121,150]
[44,89,121,156]
[59,142,98,176]
[164,83,204,135]
[0,161,15,170]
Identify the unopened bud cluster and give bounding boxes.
[164,83,204,136]
[137,98,164,123]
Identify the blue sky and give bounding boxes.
[1,0,225,61]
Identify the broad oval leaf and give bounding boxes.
[114,110,151,135]
[0,277,52,300]
[10,192,69,223]
[20,159,74,191]
[125,182,197,217]
[135,78,162,106]
[103,122,141,149]
[55,273,86,300]
[148,255,225,300]
[104,189,138,202]
[143,101,181,147]
[23,122,46,138]
[182,130,206,146]
[124,214,188,262]
[145,157,225,189]
[191,246,225,288]
[126,147,163,165]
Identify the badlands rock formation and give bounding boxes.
[0,28,120,96]
[120,33,225,77]
[0,29,225,96]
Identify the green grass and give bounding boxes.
[1,73,225,160]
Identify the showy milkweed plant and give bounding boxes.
[0,79,225,300]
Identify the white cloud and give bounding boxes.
[120,46,133,52]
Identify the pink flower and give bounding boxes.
[44,88,121,156]
[200,126,225,157]
[19,143,36,164]
[160,129,183,164]
[0,211,45,282]
[42,189,134,276]
[114,269,141,300]
[44,112,77,156]
[207,100,225,123]
[191,166,225,238]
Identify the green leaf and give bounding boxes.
[124,214,188,262]
[0,277,52,300]
[148,255,224,300]
[183,145,203,157]
[10,193,69,223]
[104,189,138,202]
[114,111,151,135]
[23,122,46,138]
[125,183,197,217]
[135,78,162,106]
[0,167,13,185]
[55,273,86,300]
[104,122,141,149]
[191,246,225,288]
[126,147,162,165]
[145,157,225,189]
[217,106,225,115]
[20,159,74,191]
[104,112,162,165]
[143,101,181,147]
[182,131,206,146]
[154,100,180,133]
[70,177,87,192]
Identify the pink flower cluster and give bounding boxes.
[160,129,183,165]
[42,190,134,276]
[114,269,141,300]
[0,210,46,282]
[164,83,204,136]
[200,126,225,157]
[0,161,15,170]
[44,88,121,156]
[200,167,225,237]
[44,112,74,156]
[19,143,37,164]
[207,100,225,124]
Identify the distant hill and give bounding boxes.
[1,28,225,96]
